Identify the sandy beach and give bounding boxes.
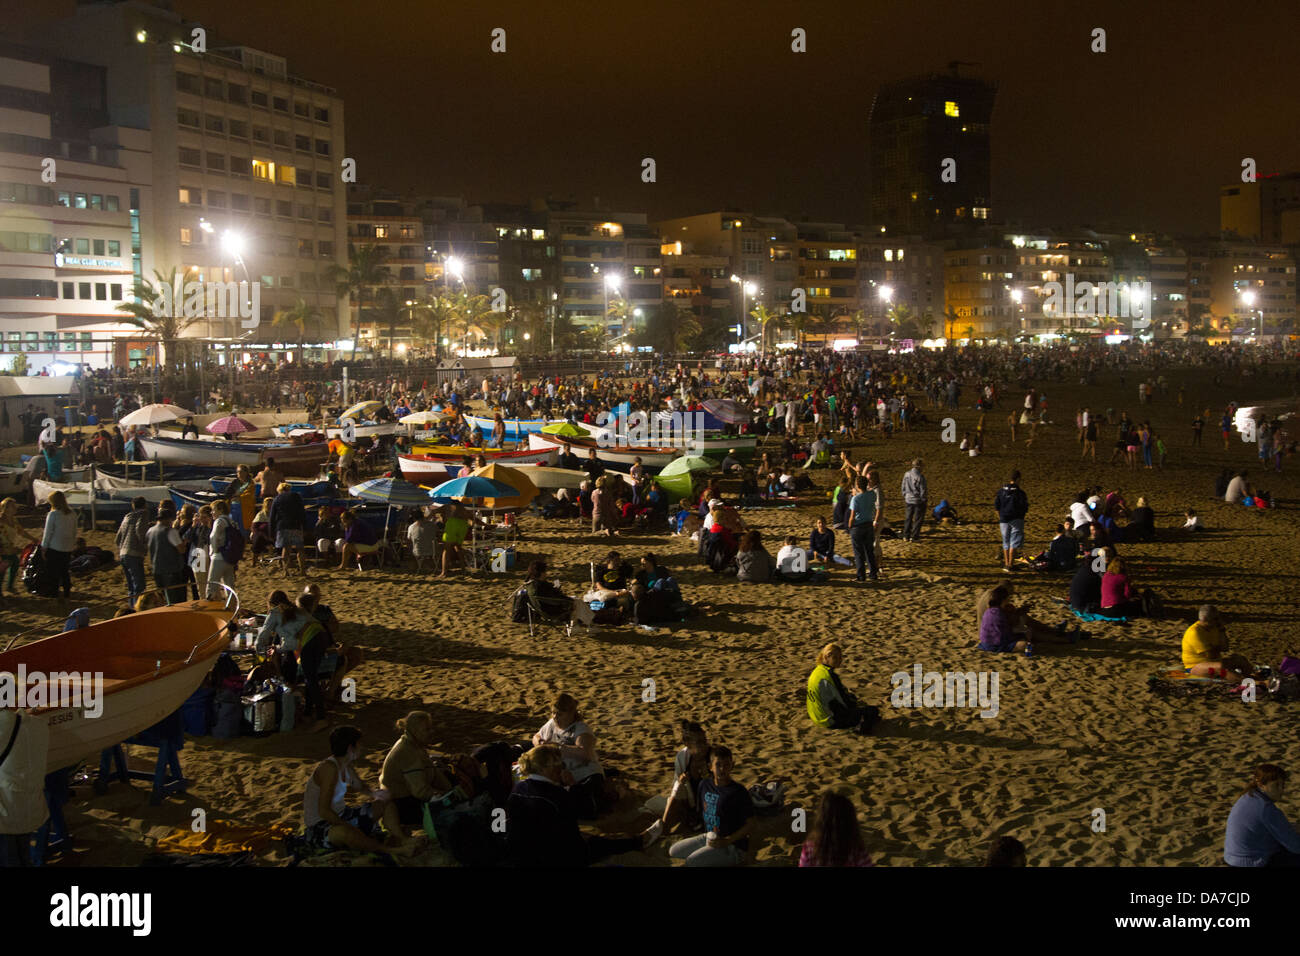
[3,365,1299,867]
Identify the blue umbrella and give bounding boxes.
[427,474,519,501]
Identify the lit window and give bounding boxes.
[944,101,959,117]
[973,207,988,220]
[884,250,893,262]
[276,164,296,185]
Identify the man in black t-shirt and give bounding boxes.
[668,746,753,866]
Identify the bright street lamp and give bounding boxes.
[731,275,758,345]
[446,256,464,280]
[602,273,622,349]
[220,230,245,259]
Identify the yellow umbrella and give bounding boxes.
[469,462,538,510]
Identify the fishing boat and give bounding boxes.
[517,464,636,492]
[0,601,235,773]
[139,435,328,475]
[271,421,402,440]
[527,432,681,472]
[408,443,558,464]
[570,418,758,462]
[397,446,556,484]
[462,414,556,443]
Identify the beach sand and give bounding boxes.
[3,366,1298,866]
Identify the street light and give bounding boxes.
[1010,288,1024,341]
[1240,289,1262,339]
[731,275,757,345]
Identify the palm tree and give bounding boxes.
[447,289,495,354]
[271,297,323,365]
[606,295,633,349]
[750,303,779,351]
[787,311,809,349]
[409,293,457,358]
[370,287,406,362]
[326,244,389,362]
[944,308,961,343]
[116,266,205,389]
[961,324,976,343]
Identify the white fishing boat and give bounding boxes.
[398,445,556,484]
[527,432,681,471]
[570,418,758,461]
[272,421,402,440]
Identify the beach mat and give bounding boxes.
[1147,669,1237,700]
[1072,608,1131,624]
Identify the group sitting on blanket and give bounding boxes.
[1067,545,1164,619]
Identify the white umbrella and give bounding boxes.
[399,410,443,425]
[119,403,191,427]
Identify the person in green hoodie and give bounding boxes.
[806,642,878,735]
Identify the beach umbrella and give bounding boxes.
[426,475,519,501]
[469,462,538,510]
[659,455,717,477]
[399,410,442,425]
[348,476,433,538]
[119,403,190,427]
[339,399,382,422]
[206,415,256,437]
[701,398,750,425]
[541,421,585,437]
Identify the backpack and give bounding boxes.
[702,532,733,573]
[510,587,530,624]
[219,524,246,564]
[23,545,56,598]
[1141,589,1164,619]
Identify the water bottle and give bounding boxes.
[1024,643,1034,657]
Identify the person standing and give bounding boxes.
[268,481,309,576]
[847,476,881,583]
[900,458,927,543]
[206,499,239,600]
[41,490,78,600]
[114,496,151,605]
[255,457,284,501]
[146,507,187,604]
[994,470,1029,573]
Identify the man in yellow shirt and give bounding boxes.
[1181,605,1248,681]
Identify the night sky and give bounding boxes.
[9,0,1300,235]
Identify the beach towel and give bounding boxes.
[154,821,297,856]
[1071,608,1130,624]
[1147,669,1236,700]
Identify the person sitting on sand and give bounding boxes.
[379,711,460,827]
[1069,545,1114,614]
[806,642,880,734]
[809,516,835,565]
[1128,497,1155,542]
[799,791,874,867]
[636,553,680,599]
[1183,508,1205,532]
[1225,470,1252,505]
[985,836,1027,867]
[1100,556,1142,617]
[668,746,754,867]
[532,692,612,819]
[1046,524,1079,572]
[776,534,807,580]
[524,559,596,630]
[1182,605,1250,682]
[1224,764,1300,867]
[735,530,774,583]
[254,589,312,668]
[335,509,380,571]
[977,579,1082,649]
[506,744,662,867]
[662,720,713,833]
[586,550,635,616]
[302,726,414,857]
[978,587,1029,653]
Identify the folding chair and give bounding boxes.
[517,586,573,639]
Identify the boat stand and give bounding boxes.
[94,710,187,806]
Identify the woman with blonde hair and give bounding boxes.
[379,710,457,826]
[506,744,661,867]
[41,489,78,599]
[0,497,39,597]
[531,692,610,819]
[806,642,879,734]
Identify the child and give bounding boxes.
[1183,508,1204,532]
[1156,434,1167,469]
[249,498,273,567]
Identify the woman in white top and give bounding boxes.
[41,490,78,599]
[532,692,609,819]
[206,499,238,601]
[302,726,412,855]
